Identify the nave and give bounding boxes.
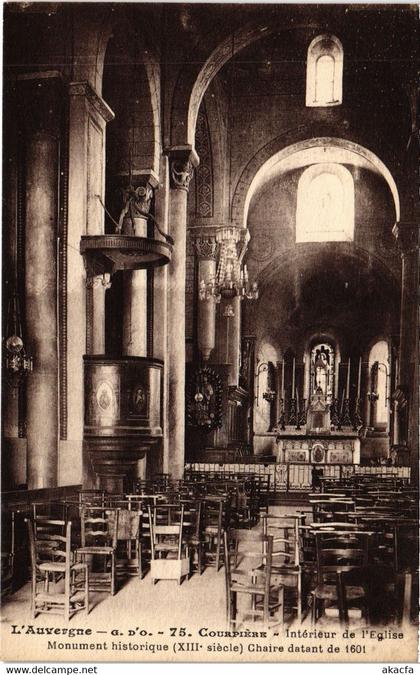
[1,470,418,662]
[1,3,419,663]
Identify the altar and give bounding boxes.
[254,360,361,464]
[274,384,360,464]
[254,430,360,464]
[275,432,360,464]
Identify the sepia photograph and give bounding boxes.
[1,0,419,666]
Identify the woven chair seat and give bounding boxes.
[313,583,364,601]
[39,561,66,572]
[77,546,115,555]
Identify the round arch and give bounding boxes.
[72,7,162,178]
[170,20,276,147]
[234,137,400,229]
[72,7,114,94]
[102,20,162,178]
[170,17,325,147]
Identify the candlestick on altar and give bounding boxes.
[292,357,295,395]
[281,360,285,399]
[340,389,345,415]
[346,358,351,398]
[357,356,362,398]
[295,388,301,430]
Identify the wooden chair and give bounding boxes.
[394,520,418,624]
[148,504,190,584]
[32,516,67,571]
[343,563,397,626]
[76,507,118,595]
[26,518,89,620]
[261,514,303,621]
[128,495,166,578]
[393,520,418,573]
[203,495,229,571]
[181,500,204,576]
[311,530,371,625]
[78,490,106,508]
[256,474,271,515]
[1,510,15,600]
[234,478,259,528]
[107,506,142,581]
[152,473,172,492]
[224,529,284,630]
[32,501,67,521]
[311,498,354,523]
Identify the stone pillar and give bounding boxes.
[67,81,114,486]
[86,274,111,354]
[227,295,241,386]
[2,78,27,487]
[152,156,170,478]
[19,73,62,489]
[121,179,156,358]
[194,233,218,361]
[119,178,157,481]
[393,221,419,475]
[275,362,283,425]
[166,148,198,478]
[216,225,250,386]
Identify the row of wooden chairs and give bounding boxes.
[24,495,232,620]
[223,522,404,630]
[308,525,416,626]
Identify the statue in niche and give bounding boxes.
[196,374,215,425]
[311,343,334,401]
[186,367,223,432]
[307,342,335,431]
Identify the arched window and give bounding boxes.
[310,342,335,400]
[368,340,389,430]
[306,35,343,107]
[296,163,354,243]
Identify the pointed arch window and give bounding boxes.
[306,35,343,107]
[296,163,354,243]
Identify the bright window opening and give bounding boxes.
[296,163,354,243]
[306,35,343,107]
[368,340,389,430]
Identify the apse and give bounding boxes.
[243,143,401,461]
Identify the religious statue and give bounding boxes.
[187,367,223,432]
[311,343,335,403]
[117,184,153,235]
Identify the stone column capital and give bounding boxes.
[166,146,199,192]
[392,221,419,256]
[69,81,115,124]
[86,273,112,290]
[192,233,218,260]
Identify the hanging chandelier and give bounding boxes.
[3,293,33,387]
[198,226,258,302]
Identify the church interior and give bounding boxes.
[1,2,419,642]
